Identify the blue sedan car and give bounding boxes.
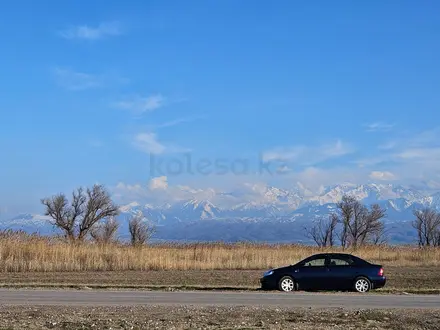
[260,253,386,293]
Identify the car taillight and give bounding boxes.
[378,268,384,276]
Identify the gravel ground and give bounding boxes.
[1,266,439,292]
[0,305,438,330]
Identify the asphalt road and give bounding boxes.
[0,289,439,309]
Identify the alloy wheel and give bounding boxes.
[355,278,370,293]
[280,278,295,292]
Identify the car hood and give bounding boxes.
[273,265,294,273]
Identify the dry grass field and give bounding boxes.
[1,231,439,292]
[0,232,439,272]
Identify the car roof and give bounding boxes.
[309,253,361,259]
[310,253,353,256]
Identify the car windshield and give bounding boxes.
[294,255,325,266]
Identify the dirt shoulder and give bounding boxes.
[0,305,439,330]
[1,266,439,293]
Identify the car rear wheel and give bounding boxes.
[354,277,371,293]
[278,276,295,292]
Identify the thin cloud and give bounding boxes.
[369,171,397,181]
[378,141,397,150]
[157,118,189,128]
[395,147,440,161]
[113,177,218,206]
[293,166,369,192]
[132,132,190,155]
[59,21,122,40]
[364,122,395,132]
[53,68,101,91]
[391,128,440,164]
[133,132,166,154]
[410,127,440,146]
[155,115,206,128]
[322,139,351,157]
[262,146,304,163]
[349,127,440,182]
[347,127,440,180]
[115,94,164,115]
[262,139,354,165]
[353,157,388,167]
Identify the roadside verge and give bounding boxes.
[0,283,439,294]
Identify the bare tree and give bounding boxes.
[412,208,440,247]
[336,195,356,249]
[41,184,119,242]
[333,195,387,249]
[357,203,386,246]
[128,214,156,246]
[305,214,338,247]
[370,226,389,245]
[90,217,120,244]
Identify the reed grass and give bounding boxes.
[0,230,438,272]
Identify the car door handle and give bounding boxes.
[294,269,299,273]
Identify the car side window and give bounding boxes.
[329,257,353,266]
[304,257,326,267]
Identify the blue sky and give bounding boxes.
[1,0,440,214]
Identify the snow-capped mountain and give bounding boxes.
[229,202,284,218]
[309,183,428,206]
[5,213,52,226]
[178,199,221,220]
[425,192,440,211]
[1,213,55,235]
[3,183,440,243]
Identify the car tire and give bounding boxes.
[278,276,295,292]
[353,276,371,293]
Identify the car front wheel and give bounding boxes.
[354,277,371,293]
[278,276,295,292]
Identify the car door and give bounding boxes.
[327,255,355,289]
[295,255,329,290]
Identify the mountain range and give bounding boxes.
[2,183,438,244]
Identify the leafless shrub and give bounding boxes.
[304,214,338,247]
[412,208,440,247]
[41,184,119,242]
[90,217,120,244]
[128,214,156,246]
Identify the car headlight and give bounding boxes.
[263,270,274,277]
